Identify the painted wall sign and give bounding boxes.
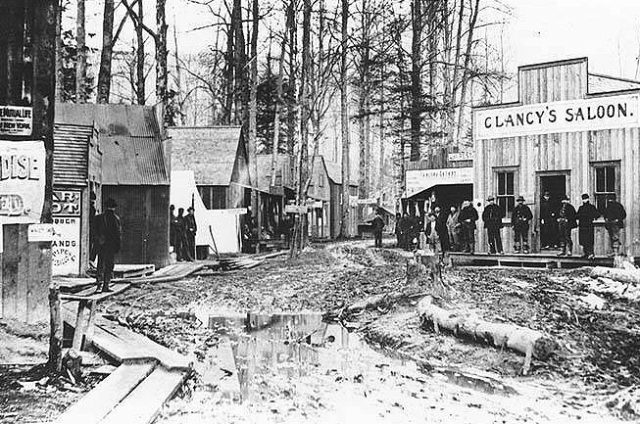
[52,216,81,276]
[405,167,474,198]
[52,190,81,216]
[0,106,33,136]
[0,140,45,223]
[474,94,640,140]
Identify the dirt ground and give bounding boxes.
[2,240,639,423]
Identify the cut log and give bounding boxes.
[590,266,640,285]
[417,297,558,374]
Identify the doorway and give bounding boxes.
[538,174,567,251]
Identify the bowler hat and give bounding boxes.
[561,195,569,201]
[487,196,495,202]
[581,193,589,200]
[516,195,525,202]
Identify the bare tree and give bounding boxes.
[75,0,87,102]
[339,0,350,238]
[97,0,115,103]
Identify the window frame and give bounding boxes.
[494,167,518,220]
[591,160,620,215]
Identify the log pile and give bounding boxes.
[417,296,558,374]
[590,266,640,285]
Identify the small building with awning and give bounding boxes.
[403,148,474,218]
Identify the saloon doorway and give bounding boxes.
[538,174,568,251]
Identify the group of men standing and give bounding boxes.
[169,205,197,261]
[396,191,626,258]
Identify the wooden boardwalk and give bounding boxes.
[450,252,614,269]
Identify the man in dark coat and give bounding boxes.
[576,193,600,259]
[424,212,444,253]
[557,195,577,257]
[539,191,557,249]
[512,196,533,253]
[175,208,186,261]
[482,196,504,254]
[433,205,450,252]
[371,208,385,248]
[604,193,627,256]
[183,207,197,261]
[458,200,478,254]
[95,198,121,293]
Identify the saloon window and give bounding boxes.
[594,164,618,213]
[496,171,515,217]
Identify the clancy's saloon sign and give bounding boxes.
[474,94,640,140]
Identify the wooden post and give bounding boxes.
[47,284,62,373]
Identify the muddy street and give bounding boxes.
[91,241,638,423]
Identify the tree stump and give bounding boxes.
[407,250,450,302]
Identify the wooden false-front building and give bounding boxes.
[473,57,640,256]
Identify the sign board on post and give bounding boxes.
[0,140,46,224]
[0,106,33,136]
[52,190,82,276]
[448,152,473,162]
[474,94,640,140]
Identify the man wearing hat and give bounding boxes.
[482,196,504,254]
[95,198,121,293]
[557,195,577,257]
[576,193,600,259]
[184,206,198,261]
[511,195,533,253]
[604,193,627,256]
[458,200,479,253]
[540,190,557,249]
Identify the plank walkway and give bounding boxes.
[450,252,614,269]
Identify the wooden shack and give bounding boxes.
[256,153,295,236]
[473,57,640,256]
[52,123,102,276]
[56,103,171,268]
[322,157,359,238]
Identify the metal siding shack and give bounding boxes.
[473,57,640,256]
[53,124,102,276]
[55,103,170,268]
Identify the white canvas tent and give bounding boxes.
[170,170,241,254]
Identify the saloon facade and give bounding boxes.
[473,57,640,256]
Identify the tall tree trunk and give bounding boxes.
[172,15,183,125]
[156,0,168,120]
[271,27,288,186]
[358,0,371,201]
[55,3,63,102]
[426,0,438,149]
[410,0,423,161]
[135,0,145,104]
[286,0,298,179]
[455,0,480,142]
[340,0,350,238]
[378,63,385,194]
[249,0,260,248]
[97,0,115,104]
[224,20,234,124]
[232,0,247,126]
[75,0,86,102]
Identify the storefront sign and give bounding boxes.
[52,216,81,275]
[285,205,307,214]
[28,223,55,242]
[0,106,33,136]
[474,94,640,140]
[405,167,474,198]
[0,140,45,223]
[52,190,81,216]
[218,208,247,215]
[448,152,473,162]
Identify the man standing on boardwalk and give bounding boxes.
[557,195,577,257]
[576,193,600,259]
[512,196,533,254]
[604,194,627,256]
[372,208,385,248]
[459,200,478,254]
[540,191,557,249]
[95,198,121,293]
[482,196,504,255]
[184,207,197,261]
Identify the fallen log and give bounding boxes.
[417,297,558,374]
[590,266,640,285]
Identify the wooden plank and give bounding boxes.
[56,362,157,424]
[99,366,185,424]
[72,300,89,350]
[61,283,129,301]
[196,339,241,399]
[3,225,21,319]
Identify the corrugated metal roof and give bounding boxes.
[53,123,93,186]
[588,73,640,94]
[168,126,245,186]
[55,103,169,185]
